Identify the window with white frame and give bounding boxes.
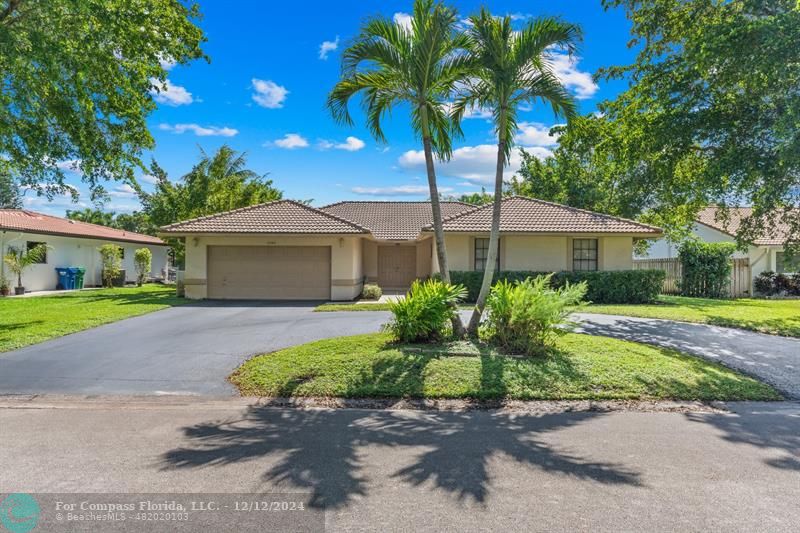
[572,239,598,271]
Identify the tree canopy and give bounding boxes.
[594,0,800,245]
[0,0,206,200]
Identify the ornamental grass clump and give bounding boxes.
[384,279,466,343]
[482,274,587,356]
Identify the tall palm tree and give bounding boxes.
[327,0,471,335]
[455,10,581,334]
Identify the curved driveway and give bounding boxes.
[0,303,797,398]
[0,302,390,396]
[573,313,800,399]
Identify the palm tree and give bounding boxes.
[454,10,581,334]
[327,0,472,335]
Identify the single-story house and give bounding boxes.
[642,206,799,280]
[161,196,662,301]
[0,209,169,292]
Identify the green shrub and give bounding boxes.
[133,248,152,287]
[98,244,123,288]
[678,240,736,298]
[361,283,382,300]
[754,271,800,296]
[447,269,664,304]
[481,275,587,356]
[383,279,466,343]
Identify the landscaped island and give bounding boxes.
[230,332,779,401]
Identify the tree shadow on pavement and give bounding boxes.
[160,406,642,509]
[685,404,800,471]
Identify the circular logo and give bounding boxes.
[0,494,40,533]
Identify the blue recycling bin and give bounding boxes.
[55,268,70,290]
[66,267,81,290]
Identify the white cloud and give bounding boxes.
[318,136,365,151]
[442,101,493,120]
[108,184,137,198]
[393,12,412,31]
[150,79,194,106]
[159,56,176,70]
[139,174,159,185]
[271,133,309,149]
[55,159,81,173]
[251,78,288,109]
[398,143,552,184]
[351,184,452,196]
[22,190,87,212]
[159,123,238,137]
[547,52,598,100]
[319,36,340,60]
[516,122,561,146]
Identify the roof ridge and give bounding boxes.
[160,200,286,231]
[320,200,473,207]
[512,196,664,232]
[1,208,158,241]
[290,200,370,233]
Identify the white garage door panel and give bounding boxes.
[207,246,331,300]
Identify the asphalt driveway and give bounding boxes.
[1,303,798,397]
[0,301,390,396]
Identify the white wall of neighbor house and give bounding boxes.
[182,234,363,301]
[432,234,635,273]
[0,230,168,292]
[638,222,787,281]
[642,223,748,259]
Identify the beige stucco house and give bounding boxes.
[161,196,662,301]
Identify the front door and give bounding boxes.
[377,245,417,289]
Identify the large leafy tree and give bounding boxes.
[327,0,472,335]
[139,146,282,265]
[509,116,658,221]
[65,207,151,234]
[0,0,205,199]
[595,0,800,247]
[454,10,580,333]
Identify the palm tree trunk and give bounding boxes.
[422,132,465,338]
[467,138,505,334]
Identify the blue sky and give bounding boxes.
[28,0,636,216]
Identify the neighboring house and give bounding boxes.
[642,207,799,280]
[0,209,169,292]
[161,196,662,301]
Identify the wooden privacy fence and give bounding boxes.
[632,258,751,298]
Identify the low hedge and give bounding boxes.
[448,270,665,304]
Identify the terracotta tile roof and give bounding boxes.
[426,196,662,235]
[321,201,476,240]
[160,200,369,234]
[696,207,793,246]
[0,209,165,245]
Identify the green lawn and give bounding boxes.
[231,332,779,401]
[317,296,800,338]
[584,296,800,338]
[0,284,187,352]
[315,302,393,312]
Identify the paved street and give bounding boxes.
[0,398,797,531]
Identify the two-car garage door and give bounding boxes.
[207,246,331,300]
